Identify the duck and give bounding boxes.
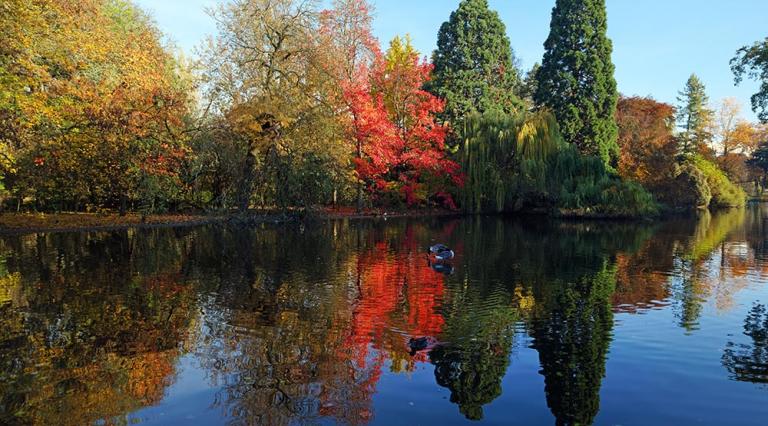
[429,244,449,254]
[430,262,455,275]
[429,244,455,261]
[408,336,439,356]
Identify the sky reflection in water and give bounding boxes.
[1,206,767,425]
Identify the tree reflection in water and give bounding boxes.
[0,230,197,425]
[0,206,765,425]
[723,303,768,386]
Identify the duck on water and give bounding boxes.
[428,244,454,261]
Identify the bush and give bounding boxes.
[693,156,746,208]
[661,162,712,210]
[550,147,659,217]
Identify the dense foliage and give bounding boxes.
[534,0,619,168]
[344,36,462,208]
[732,37,768,123]
[459,111,658,217]
[0,0,191,213]
[615,96,677,190]
[0,0,754,216]
[427,0,524,128]
[692,156,747,208]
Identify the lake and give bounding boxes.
[1,206,767,425]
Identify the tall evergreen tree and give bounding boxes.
[534,0,619,167]
[427,0,523,127]
[676,74,714,159]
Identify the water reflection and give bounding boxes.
[723,303,768,386]
[0,231,197,425]
[0,205,766,425]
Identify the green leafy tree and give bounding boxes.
[676,74,715,159]
[427,0,524,128]
[534,0,619,167]
[748,140,768,188]
[732,37,768,123]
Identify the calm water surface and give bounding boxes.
[1,206,768,425]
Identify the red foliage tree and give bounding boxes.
[342,37,463,209]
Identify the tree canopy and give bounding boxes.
[732,37,768,123]
[534,0,619,168]
[676,74,714,159]
[427,0,524,128]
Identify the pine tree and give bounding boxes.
[427,0,523,128]
[534,0,619,167]
[676,74,714,159]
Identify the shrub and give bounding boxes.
[660,162,712,210]
[693,156,746,208]
[550,147,659,217]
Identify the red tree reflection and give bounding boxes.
[321,225,450,423]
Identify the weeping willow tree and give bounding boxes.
[459,111,562,213]
[459,111,659,216]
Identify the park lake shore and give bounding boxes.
[0,205,706,235]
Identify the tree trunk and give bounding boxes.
[119,194,127,216]
[356,140,363,213]
[239,146,257,213]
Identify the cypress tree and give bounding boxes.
[428,0,524,127]
[534,0,619,167]
[676,74,714,159]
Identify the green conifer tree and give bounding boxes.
[428,0,523,127]
[676,74,714,159]
[534,0,619,167]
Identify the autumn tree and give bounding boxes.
[534,0,619,167]
[345,36,462,208]
[732,37,768,123]
[0,0,190,213]
[318,0,383,210]
[715,98,743,156]
[676,74,714,159]
[199,0,348,210]
[427,0,524,128]
[616,96,677,189]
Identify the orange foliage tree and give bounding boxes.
[616,96,677,189]
[1,0,190,212]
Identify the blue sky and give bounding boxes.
[134,0,767,121]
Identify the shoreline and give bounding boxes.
[0,210,466,235]
[0,204,747,235]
